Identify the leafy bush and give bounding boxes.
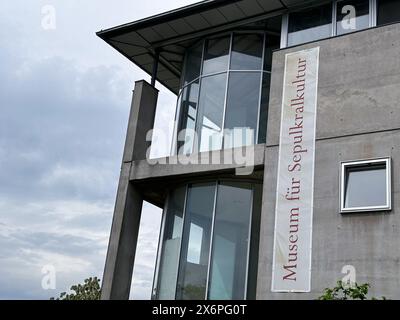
[51,277,101,300]
[318,281,386,300]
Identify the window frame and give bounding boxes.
[281,0,377,48]
[340,157,391,213]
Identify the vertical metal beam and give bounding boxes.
[256,33,267,145]
[220,33,233,149]
[370,0,377,27]
[204,181,219,299]
[151,50,160,87]
[280,14,289,48]
[244,184,255,299]
[332,1,338,37]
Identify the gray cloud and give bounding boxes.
[0,0,198,300]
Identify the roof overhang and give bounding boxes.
[96,0,321,94]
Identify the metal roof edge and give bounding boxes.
[96,0,242,39]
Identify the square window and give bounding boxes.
[340,158,391,213]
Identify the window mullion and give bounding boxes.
[205,181,219,300]
[256,33,267,145]
[220,33,233,150]
[192,40,206,154]
[332,0,338,36]
[370,0,377,27]
[244,184,255,299]
[280,13,289,48]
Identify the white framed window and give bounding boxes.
[340,157,391,213]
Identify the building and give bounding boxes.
[97,0,400,300]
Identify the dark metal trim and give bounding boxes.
[151,8,286,48]
[96,0,242,39]
[151,50,160,87]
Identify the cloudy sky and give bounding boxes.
[0,0,197,299]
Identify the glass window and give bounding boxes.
[341,158,391,212]
[230,34,263,70]
[176,183,215,300]
[174,32,271,156]
[377,0,400,25]
[183,42,203,86]
[157,181,262,300]
[288,3,333,46]
[156,186,186,299]
[336,0,370,35]
[198,73,227,152]
[208,182,252,300]
[202,36,230,75]
[177,81,199,155]
[224,72,261,149]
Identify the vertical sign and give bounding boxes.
[271,47,320,292]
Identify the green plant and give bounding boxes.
[51,277,101,300]
[318,280,386,300]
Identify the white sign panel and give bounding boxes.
[271,47,320,292]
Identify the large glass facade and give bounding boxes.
[174,32,275,155]
[154,180,262,300]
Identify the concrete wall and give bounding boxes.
[257,23,400,299]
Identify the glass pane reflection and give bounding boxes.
[337,0,369,35]
[208,182,252,300]
[177,81,199,155]
[202,36,230,75]
[345,165,387,208]
[224,72,260,149]
[198,73,227,152]
[231,34,263,70]
[288,4,332,46]
[378,0,400,25]
[176,183,215,300]
[157,187,186,299]
[183,42,203,86]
